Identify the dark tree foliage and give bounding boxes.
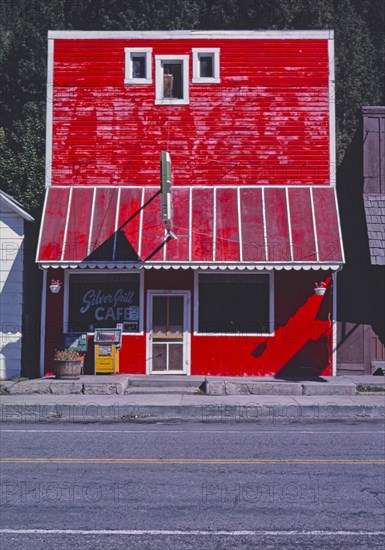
[1,0,384,211]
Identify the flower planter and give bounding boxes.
[53,359,82,380]
[314,287,327,296]
[49,284,61,294]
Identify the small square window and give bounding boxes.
[199,55,213,78]
[124,48,152,84]
[132,55,146,78]
[192,48,220,84]
[155,55,189,105]
[163,63,183,98]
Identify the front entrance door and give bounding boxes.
[147,291,190,374]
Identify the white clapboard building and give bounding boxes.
[0,190,34,379]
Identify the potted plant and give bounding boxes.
[314,282,327,296]
[53,349,83,379]
[49,279,62,294]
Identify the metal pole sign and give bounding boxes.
[160,151,172,230]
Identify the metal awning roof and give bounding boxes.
[36,185,344,270]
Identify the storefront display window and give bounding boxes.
[67,273,141,333]
[197,273,271,334]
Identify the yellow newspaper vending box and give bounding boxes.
[94,328,122,374]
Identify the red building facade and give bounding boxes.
[37,30,344,376]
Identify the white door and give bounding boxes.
[147,291,190,374]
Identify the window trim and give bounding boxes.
[193,270,274,336]
[124,48,152,84]
[192,48,220,84]
[155,55,189,105]
[63,269,144,335]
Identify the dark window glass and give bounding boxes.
[163,63,183,98]
[169,344,183,369]
[169,296,183,334]
[152,296,167,335]
[132,55,146,78]
[199,55,213,78]
[152,343,183,371]
[198,274,270,334]
[152,344,167,371]
[68,274,140,333]
[152,296,183,337]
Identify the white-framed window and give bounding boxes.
[124,48,152,84]
[64,271,144,335]
[155,55,189,105]
[194,271,274,336]
[192,48,220,83]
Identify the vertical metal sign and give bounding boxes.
[160,151,172,230]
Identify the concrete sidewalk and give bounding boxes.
[1,375,384,423]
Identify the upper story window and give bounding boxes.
[124,48,152,84]
[155,55,189,105]
[192,48,220,84]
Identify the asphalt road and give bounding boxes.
[0,421,384,549]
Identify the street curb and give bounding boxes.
[1,402,384,423]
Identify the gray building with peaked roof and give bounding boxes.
[336,107,384,375]
[0,190,34,379]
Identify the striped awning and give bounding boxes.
[36,185,344,270]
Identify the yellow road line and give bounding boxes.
[1,458,384,465]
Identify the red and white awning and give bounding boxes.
[36,185,344,270]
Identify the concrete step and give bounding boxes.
[127,375,205,389]
[125,386,203,395]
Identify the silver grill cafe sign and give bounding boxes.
[81,288,136,321]
[68,279,139,330]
